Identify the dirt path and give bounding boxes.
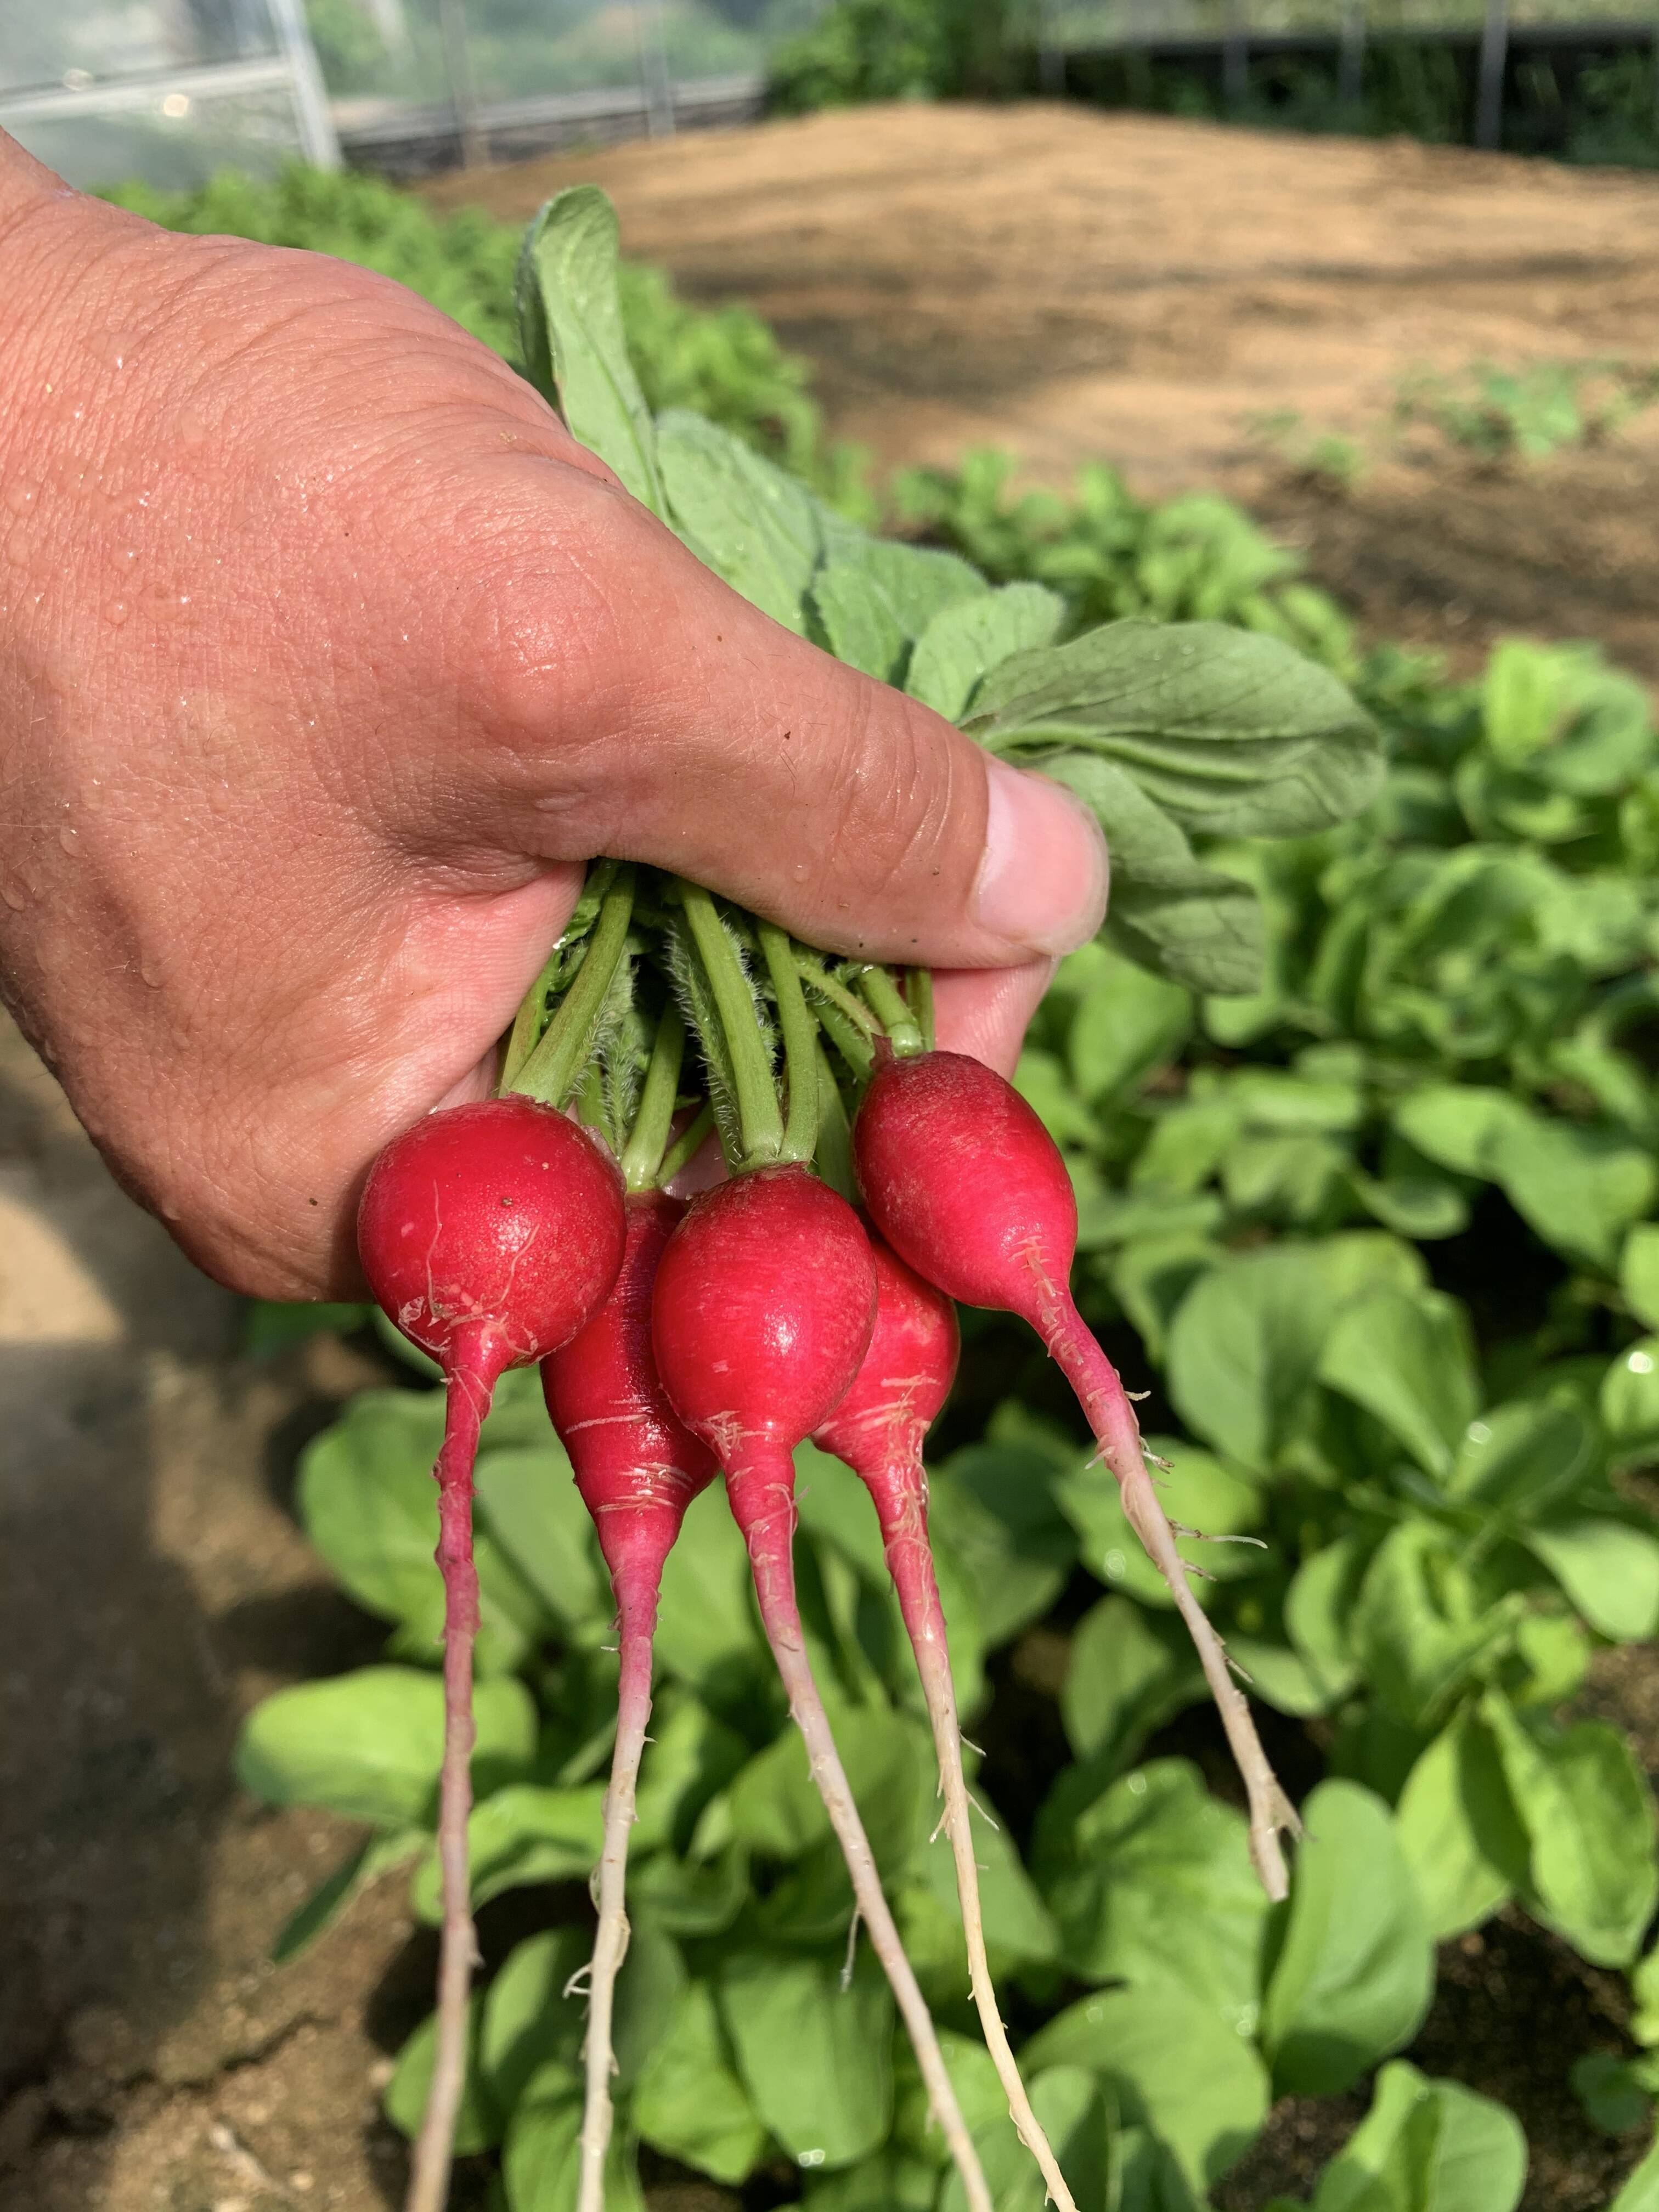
[0,1017,431,2210]
[430,101,1659,673]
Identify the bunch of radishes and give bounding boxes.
[358,865,1298,2212]
[337,179,1386,2212]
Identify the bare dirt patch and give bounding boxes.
[430,100,1659,675]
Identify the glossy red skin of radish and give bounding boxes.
[358,1097,625,2212]
[542,1189,716,1589]
[359,1096,627,1375]
[814,1233,959,1519]
[651,1164,878,1489]
[854,1049,1301,1905]
[852,1048,1076,1327]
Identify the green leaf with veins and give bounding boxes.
[235,1666,535,1829]
[1056,1434,1262,1607]
[1448,1398,1594,1514]
[938,2066,1114,2212]
[1355,1524,1512,1728]
[1604,1339,1659,1448]
[1623,1226,1659,1329]
[1395,1708,1527,1940]
[1023,1976,1269,2190]
[658,408,822,631]
[482,1926,590,2111]
[385,1996,498,2152]
[473,1443,608,1634]
[906,581,1066,720]
[1524,1518,1659,1641]
[297,1388,550,1672]
[717,1949,894,2170]
[1040,751,1267,993]
[904,1780,1058,1974]
[963,619,1381,837]
[634,1979,769,2185]
[1059,1595,1206,1768]
[1483,1695,1658,1966]
[1034,1757,1268,2027]
[811,555,909,679]
[1317,1286,1480,1482]
[1260,1781,1434,2098]
[516,187,666,517]
[1307,2060,1526,2212]
[409,1783,604,1921]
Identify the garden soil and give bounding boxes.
[428,100,1659,681]
[5,101,1659,2212]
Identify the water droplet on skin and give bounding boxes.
[3,527,29,567]
[4,480,37,516]
[139,958,163,989]
[58,825,79,855]
[106,599,129,627]
[173,408,209,448]
[0,879,26,912]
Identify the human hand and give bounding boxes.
[0,137,1107,1299]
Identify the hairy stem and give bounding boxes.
[1038,1283,1299,1898]
[501,939,565,1092]
[905,967,936,1052]
[405,1338,505,2212]
[857,964,925,1056]
[864,1457,1078,2212]
[758,922,821,1166]
[726,1448,994,2212]
[794,953,882,1041]
[620,1005,687,1192]
[678,883,783,1167]
[657,1102,714,1189]
[511,865,636,1110]
[814,1043,856,1204]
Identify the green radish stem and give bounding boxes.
[857,962,924,1056]
[657,1102,715,1187]
[619,1005,687,1192]
[758,920,821,1165]
[676,882,783,1167]
[511,865,637,1109]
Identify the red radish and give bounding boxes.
[815,1237,1078,2212]
[853,1048,1298,1899]
[358,1097,627,2212]
[652,1166,995,2212]
[541,1190,715,2212]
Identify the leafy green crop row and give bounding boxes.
[146,166,1659,2207]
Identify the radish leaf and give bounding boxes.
[516,186,667,518]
